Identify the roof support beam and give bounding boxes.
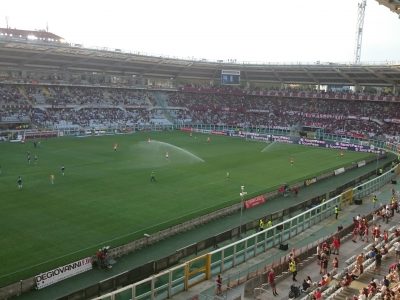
[333,68,357,86]
[302,67,319,85]
[363,66,395,85]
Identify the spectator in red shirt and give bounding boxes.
[268,268,278,296]
[332,235,340,254]
[313,288,322,300]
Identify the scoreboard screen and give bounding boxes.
[221,70,240,85]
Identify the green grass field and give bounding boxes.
[0,131,374,286]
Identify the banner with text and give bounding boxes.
[334,167,345,176]
[304,177,317,186]
[298,138,382,154]
[244,195,266,209]
[36,257,92,289]
[357,160,366,168]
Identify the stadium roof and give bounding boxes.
[375,0,400,15]
[0,27,64,42]
[0,38,399,87]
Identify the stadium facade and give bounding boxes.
[0,28,400,91]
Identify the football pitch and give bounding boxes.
[0,131,374,286]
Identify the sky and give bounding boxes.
[2,0,400,64]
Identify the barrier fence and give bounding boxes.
[91,164,398,300]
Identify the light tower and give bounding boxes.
[354,0,367,64]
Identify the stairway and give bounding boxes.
[333,286,359,300]
[153,92,175,124]
[153,91,168,107]
[16,86,33,106]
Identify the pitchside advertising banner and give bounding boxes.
[181,128,383,154]
[36,257,92,289]
[297,138,382,154]
[233,132,294,144]
[304,177,317,186]
[334,167,346,176]
[357,160,366,168]
[244,195,266,208]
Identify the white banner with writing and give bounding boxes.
[36,257,92,289]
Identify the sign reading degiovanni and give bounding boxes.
[36,257,92,289]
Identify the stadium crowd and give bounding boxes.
[271,191,400,300]
[0,83,400,139]
[167,91,400,138]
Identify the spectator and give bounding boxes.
[216,274,222,295]
[313,288,322,300]
[268,268,278,296]
[321,255,329,275]
[375,250,382,272]
[332,235,340,255]
[356,252,364,274]
[332,256,339,274]
[350,264,361,280]
[302,279,311,293]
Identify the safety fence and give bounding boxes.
[90,165,398,300]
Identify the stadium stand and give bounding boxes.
[1,83,400,138]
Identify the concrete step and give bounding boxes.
[333,287,359,300]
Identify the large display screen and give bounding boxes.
[221,70,240,85]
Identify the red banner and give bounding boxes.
[244,195,266,209]
[211,130,226,135]
[180,127,193,132]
